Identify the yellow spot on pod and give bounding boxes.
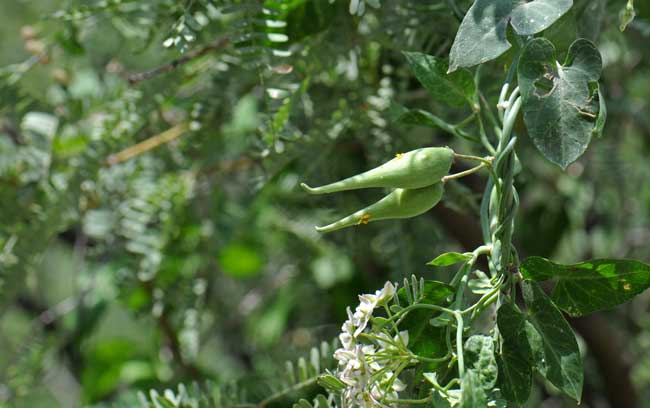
[315,183,445,233]
[358,214,371,225]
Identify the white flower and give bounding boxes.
[376,281,395,305]
[340,310,356,350]
[333,281,406,407]
[353,295,376,336]
[351,281,396,336]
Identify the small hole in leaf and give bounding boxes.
[534,77,554,96]
[533,64,558,97]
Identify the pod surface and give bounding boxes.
[302,147,454,194]
[315,183,445,233]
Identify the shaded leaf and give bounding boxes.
[387,103,458,134]
[522,281,583,402]
[521,257,650,316]
[518,38,603,168]
[403,52,476,107]
[577,0,606,41]
[397,280,454,305]
[396,281,453,359]
[497,303,533,404]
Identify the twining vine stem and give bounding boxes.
[440,80,523,390]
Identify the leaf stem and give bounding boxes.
[455,113,477,129]
[453,152,493,165]
[442,162,487,182]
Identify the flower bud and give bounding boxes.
[20,26,37,41]
[25,39,45,55]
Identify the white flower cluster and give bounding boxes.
[333,282,409,407]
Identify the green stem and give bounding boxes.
[493,97,521,270]
[412,352,451,364]
[442,162,487,182]
[384,304,403,338]
[455,113,477,129]
[453,152,494,165]
[468,287,501,321]
[444,378,460,391]
[386,395,433,405]
[454,311,465,378]
[394,303,456,318]
[477,113,497,155]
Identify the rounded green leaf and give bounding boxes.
[449,0,573,71]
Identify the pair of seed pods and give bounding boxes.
[301,147,454,233]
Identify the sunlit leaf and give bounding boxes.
[521,256,650,316]
[449,0,573,71]
[428,251,472,267]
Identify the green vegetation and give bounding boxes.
[2,1,650,407]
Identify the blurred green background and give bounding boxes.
[2,0,650,407]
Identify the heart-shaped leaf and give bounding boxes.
[449,0,573,71]
[518,38,603,169]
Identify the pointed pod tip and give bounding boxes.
[300,182,317,193]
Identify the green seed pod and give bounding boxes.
[301,147,454,194]
[315,183,444,233]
